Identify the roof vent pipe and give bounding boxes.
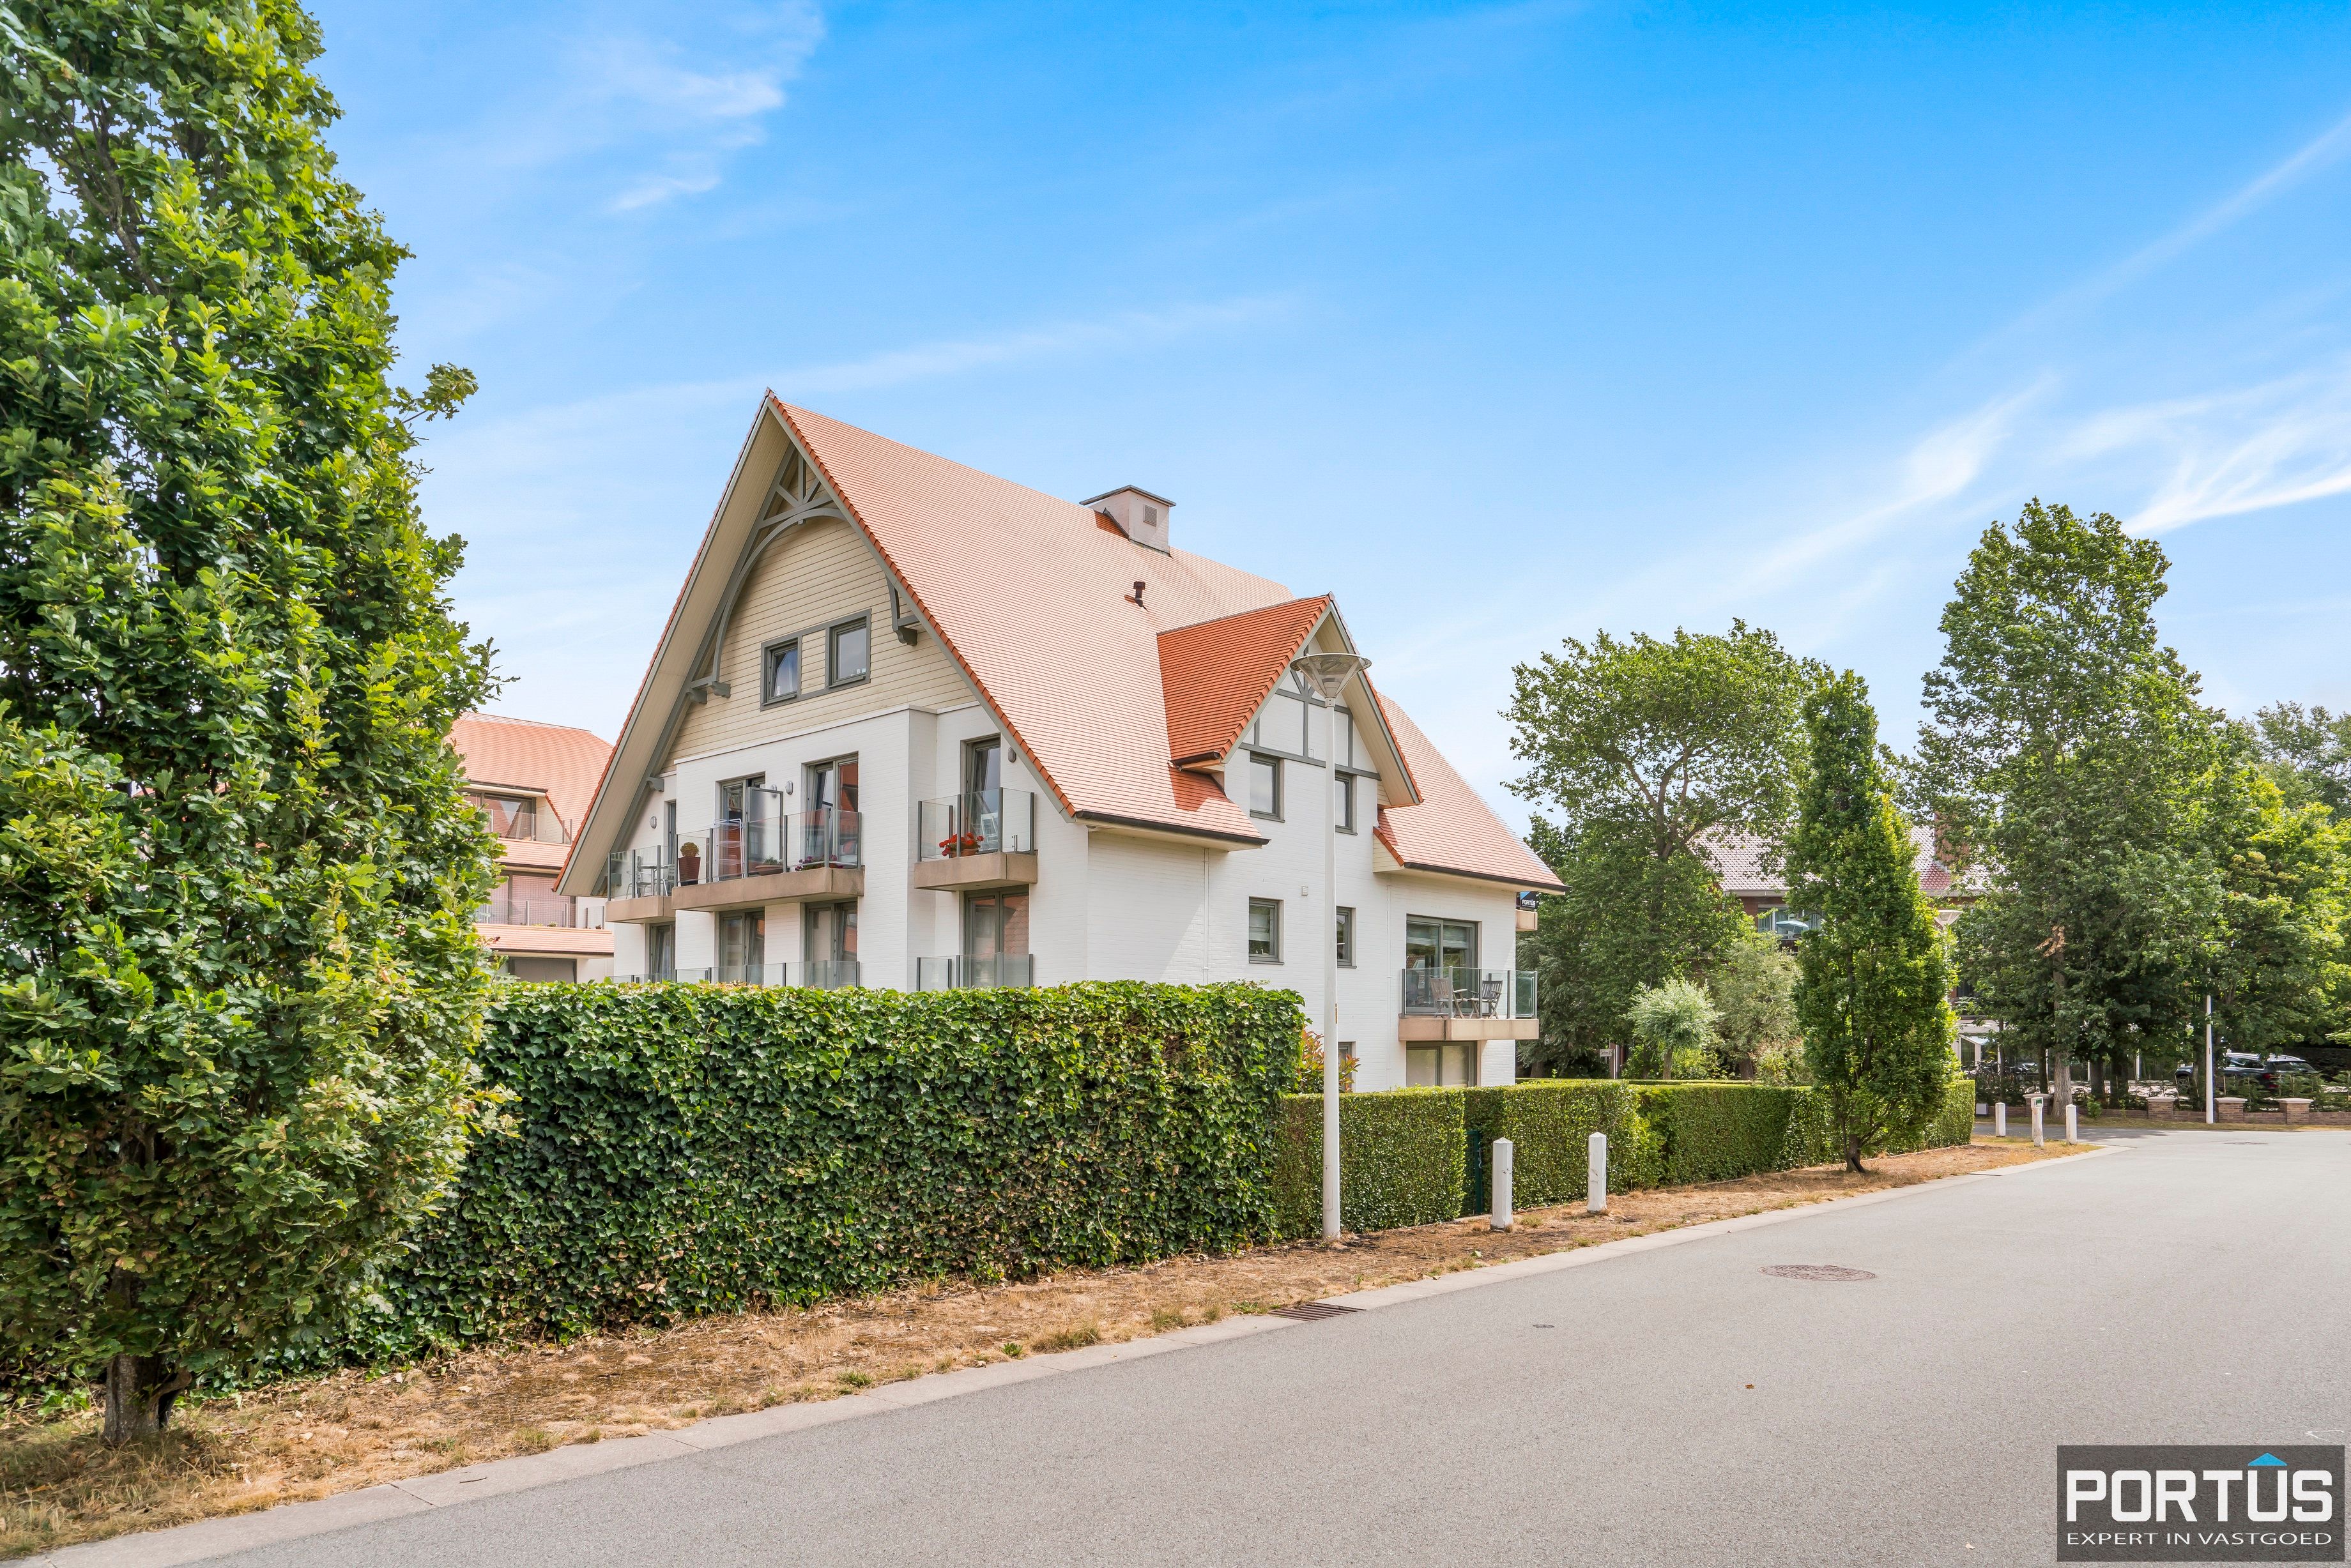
[1130,580,1146,607]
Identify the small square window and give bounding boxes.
[1336,906,1356,968]
[763,639,800,703]
[827,617,869,687]
[1248,897,1282,963]
[1248,753,1281,819]
[1335,773,1355,833]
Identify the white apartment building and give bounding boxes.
[556,397,1561,1090]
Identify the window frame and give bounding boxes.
[825,614,872,690]
[1334,772,1356,833]
[761,636,802,706]
[1248,897,1283,964]
[1335,904,1356,968]
[1247,752,1283,821]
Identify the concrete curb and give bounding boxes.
[39,1146,2106,1567]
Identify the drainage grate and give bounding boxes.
[1760,1264,1876,1282]
[1272,1300,1363,1321]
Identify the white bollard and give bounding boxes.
[1994,1102,2007,1138]
[2030,1094,2045,1148]
[1490,1138,1514,1231]
[2065,1102,2078,1144]
[1588,1131,1609,1214]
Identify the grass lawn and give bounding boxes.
[0,1138,2077,1559]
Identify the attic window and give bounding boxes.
[1144,505,1161,531]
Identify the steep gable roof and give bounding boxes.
[450,713,612,834]
[1373,698,1564,891]
[1158,597,1334,766]
[778,399,1302,842]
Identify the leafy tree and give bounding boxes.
[2196,761,2348,1059]
[1517,821,1749,1074]
[1917,503,2219,1107]
[1791,673,1955,1171]
[0,4,499,1441]
[1508,623,1825,1073]
[1625,978,1724,1079]
[2250,703,2351,817]
[1707,931,1799,1074]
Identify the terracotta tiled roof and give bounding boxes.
[1702,826,1978,899]
[1372,698,1563,892]
[779,399,1306,842]
[450,713,613,835]
[1158,597,1334,765]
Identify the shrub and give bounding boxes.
[300,980,1301,1369]
[1271,1090,1466,1237]
[1635,1084,1805,1185]
[1462,1081,1654,1206]
[1626,979,1725,1079]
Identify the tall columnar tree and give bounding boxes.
[2196,759,2348,1063]
[1506,623,1825,1072]
[0,3,500,1441]
[1789,674,1954,1171]
[1916,502,2220,1106]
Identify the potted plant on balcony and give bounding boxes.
[939,829,981,858]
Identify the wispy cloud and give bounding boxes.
[2064,363,2351,533]
[578,6,823,212]
[775,298,1295,394]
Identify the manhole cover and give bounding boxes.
[1271,1300,1362,1321]
[1761,1264,1876,1282]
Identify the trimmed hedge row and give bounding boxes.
[1271,1077,1977,1238]
[314,980,1303,1366]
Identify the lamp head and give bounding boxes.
[1289,651,1370,701]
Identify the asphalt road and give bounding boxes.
[199,1130,2350,1567]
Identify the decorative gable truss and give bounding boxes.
[686,442,857,706]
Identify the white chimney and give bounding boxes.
[1084,486,1173,554]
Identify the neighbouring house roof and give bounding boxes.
[450,713,614,833]
[563,396,1561,892]
[1374,699,1565,892]
[1158,597,1335,765]
[1702,825,1979,901]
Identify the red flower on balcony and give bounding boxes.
[938,831,981,857]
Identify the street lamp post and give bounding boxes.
[2204,991,2214,1126]
[1290,650,1372,1244]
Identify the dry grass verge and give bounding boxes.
[1,1139,2074,1558]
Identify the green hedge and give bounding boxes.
[1270,1090,1467,1238]
[1461,1081,1656,1205]
[310,980,1303,1366]
[1272,1075,1976,1240]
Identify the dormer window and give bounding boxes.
[1082,486,1174,553]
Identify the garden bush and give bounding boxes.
[1634,1083,1806,1184]
[1270,1090,1466,1237]
[1460,1081,1655,1205]
[303,980,1303,1369]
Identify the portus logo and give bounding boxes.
[2059,1445,2345,1562]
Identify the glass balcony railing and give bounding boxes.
[676,807,862,886]
[1399,968,1537,1020]
[917,789,1034,862]
[914,954,1034,991]
[671,961,861,989]
[604,849,675,901]
[475,897,604,929]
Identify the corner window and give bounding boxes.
[1335,773,1356,833]
[763,637,801,704]
[1336,906,1356,968]
[1248,897,1282,963]
[1248,753,1282,819]
[827,616,870,688]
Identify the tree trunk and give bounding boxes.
[102,1354,188,1445]
[1844,1129,1867,1174]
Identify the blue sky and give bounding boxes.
[310,0,2351,824]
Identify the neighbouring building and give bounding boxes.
[452,713,615,982]
[554,396,1562,1090]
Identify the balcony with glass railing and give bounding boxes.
[913,954,1034,991]
[671,961,861,989]
[912,789,1036,891]
[604,849,675,904]
[475,896,605,929]
[674,800,862,887]
[1398,967,1538,1040]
